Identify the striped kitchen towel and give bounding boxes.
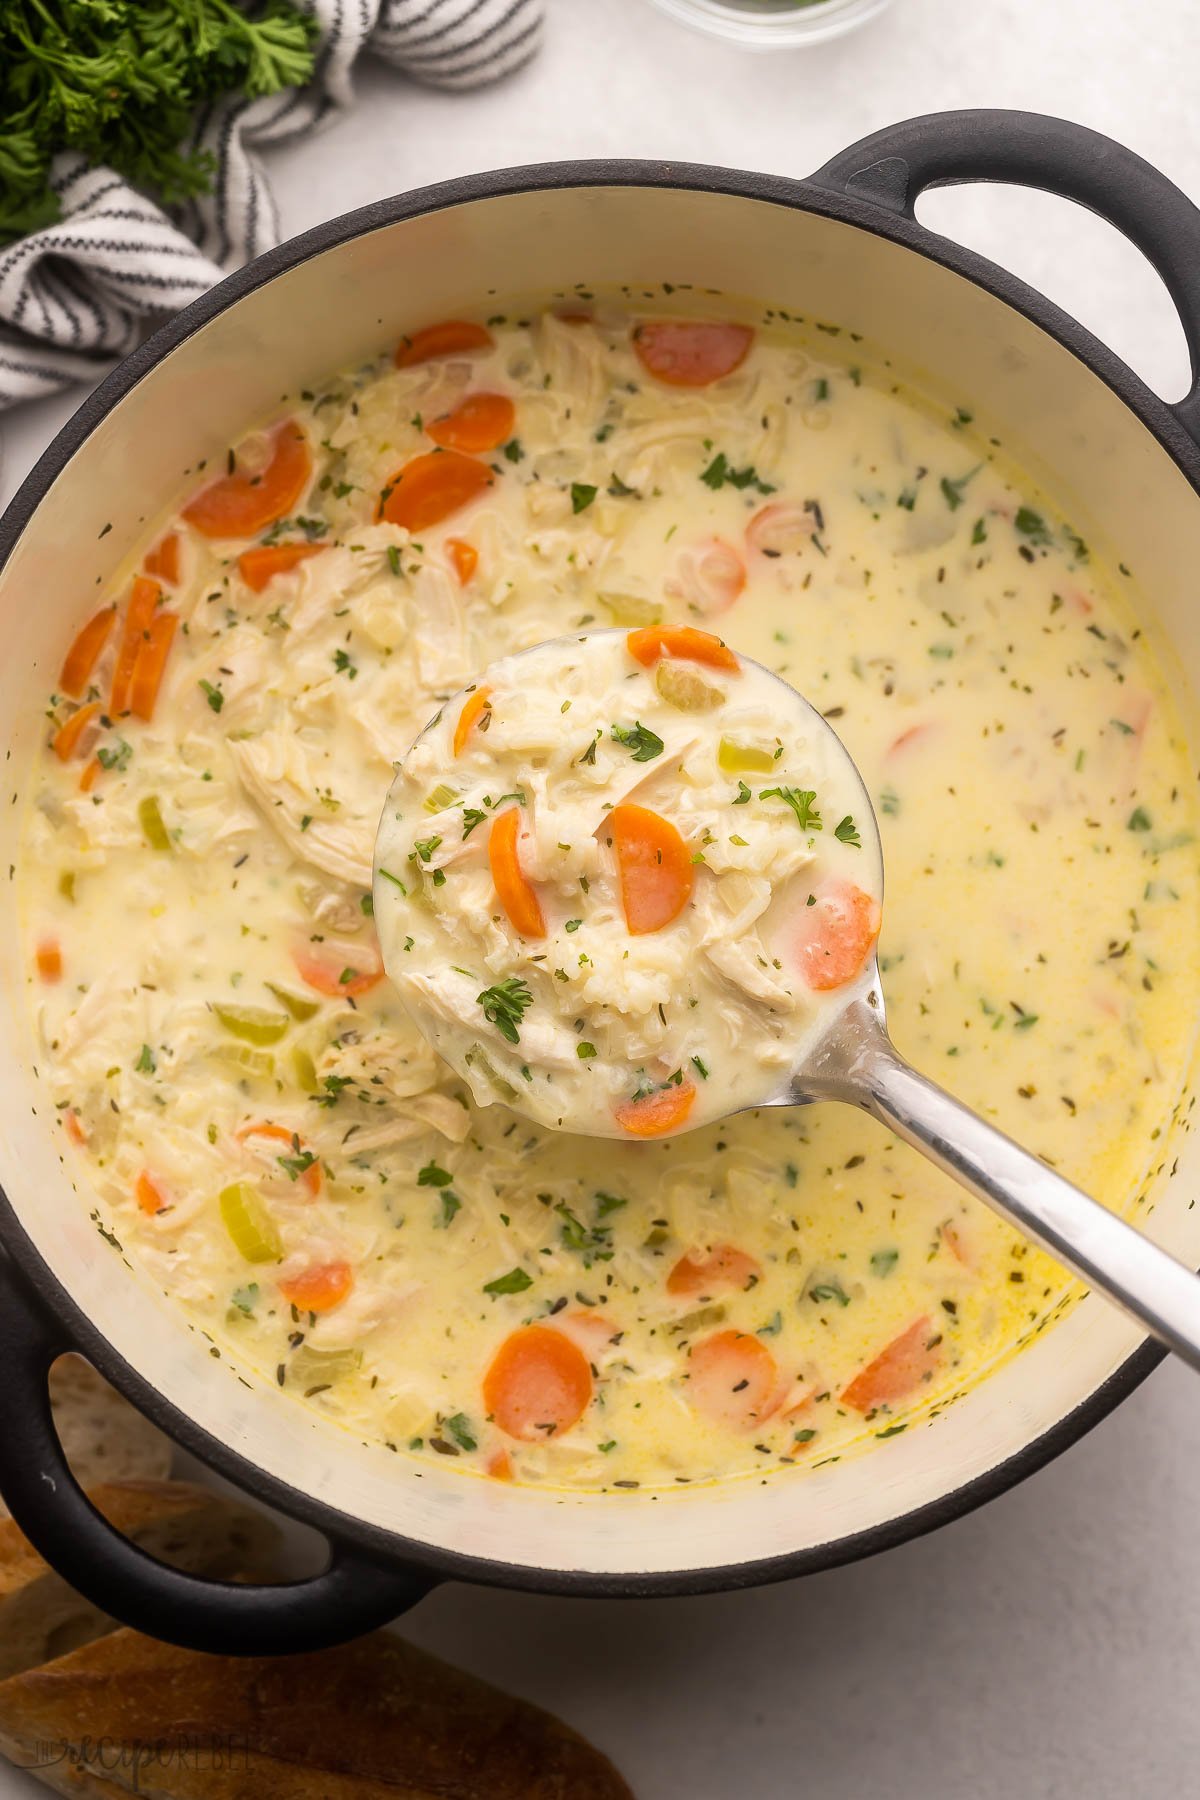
[0,0,543,413]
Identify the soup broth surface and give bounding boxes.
[22,302,1200,1492]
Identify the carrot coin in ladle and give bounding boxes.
[375,627,1200,1379]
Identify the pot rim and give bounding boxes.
[0,153,1190,1599]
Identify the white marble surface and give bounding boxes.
[3,2,1200,1793]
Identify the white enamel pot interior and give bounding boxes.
[1,113,1199,1634]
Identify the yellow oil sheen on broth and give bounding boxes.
[21,304,1200,1492]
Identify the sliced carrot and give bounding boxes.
[427,392,515,454]
[128,611,178,723]
[488,808,545,938]
[793,881,881,993]
[52,700,101,762]
[290,939,384,1000]
[237,542,327,592]
[135,1170,168,1216]
[79,756,103,793]
[109,576,161,717]
[941,1221,972,1267]
[556,1309,618,1358]
[745,502,817,558]
[396,320,494,367]
[626,625,739,673]
[608,803,694,935]
[483,1324,592,1442]
[63,1110,86,1148]
[486,1448,513,1481]
[634,320,753,387]
[182,421,311,540]
[35,938,62,983]
[614,1080,696,1138]
[887,722,936,758]
[60,607,117,698]
[452,684,492,756]
[445,537,479,585]
[686,1330,780,1431]
[236,1120,323,1198]
[841,1316,941,1414]
[279,1259,354,1314]
[667,1244,762,1298]
[143,531,181,585]
[378,449,494,533]
[671,538,746,615]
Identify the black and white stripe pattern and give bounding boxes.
[0,0,543,412]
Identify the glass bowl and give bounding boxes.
[645,0,894,48]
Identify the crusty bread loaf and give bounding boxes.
[0,1481,278,1680]
[0,1356,173,1522]
[0,1625,635,1799]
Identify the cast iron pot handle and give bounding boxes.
[0,1257,434,1654]
[811,109,1200,444]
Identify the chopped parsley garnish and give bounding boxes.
[700,452,775,495]
[1128,807,1152,832]
[733,780,751,804]
[1015,505,1051,545]
[940,466,979,510]
[230,1284,259,1316]
[870,1249,899,1277]
[565,918,582,933]
[278,1147,317,1182]
[761,786,821,831]
[503,439,524,463]
[387,544,402,577]
[332,648,357,679]
[134,1043,155,1074]
[691,1055,709,1079]
[411,836,441,863]
[378,868,407,893]
[97,737,132,771]
[576,1042,597,1059]
[809,1280,850,1307]
[570,482,597,514]
[971,517,987,545]
[834,814,862,847]
[198,678,224,713]
[444,1412,477,1451]
[462,807,487,839]
[610,720,664,762]
[483,1267,534,1297]
[314,1075,353,1107]
[477,976,533,1044]
[418,1161,453,1187]
[438,1191,462,1228]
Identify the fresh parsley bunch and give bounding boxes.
[0,0,319,245]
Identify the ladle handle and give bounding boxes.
[813,1004,1200,1374]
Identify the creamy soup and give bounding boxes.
[374,627,882,1137]
[21,304,1200,1492]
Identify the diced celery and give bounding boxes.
[656,662,725,712]
[209,1043,275,1080]
[598,592,663,628]
[289,1344,363,1388]
[138,795,171,851]
[265,982,321,1022]
[668,1303,727,1336]
[57,870,76,903]
[219,1182,282,1263]
[291,1046,318,1092]
[718,736,777,773]
[213,1003,290,1046]
[423,783,459,813]
[465,1046,518,1103]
